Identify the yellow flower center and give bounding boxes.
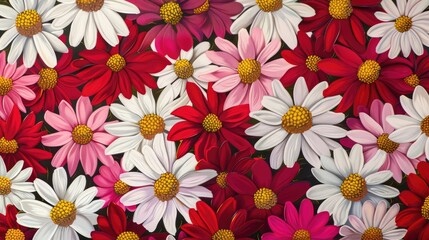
[253,188,277,210]
[202,113,222,133]
[154,172,179,201]
[404,74,420,88]
[361,227,383,240]
[328,0,353,19]
[237,59,261,84]
[138,114,165,140]
[305,55,321,72]
[159,2,183,25]
[38,68,58,90]
[0,76,13,96]
[114,180,130,195]
[15,10,42,37]
[256,0,283,12]
[395,16,412,33]
[292,229,311,240]
[212,229,235,240]
[0,176,12,195]
[421,196,429,220]
[116,231,139,240]
[106,54,126,72]
[421,116,429,137]
[72,125,93,145]
[50,200,77,227]
[194,0,210,14]
[75,0,104,12]
[5,229,25,240]
[281,106,312,134]
[340,173,367,201]
[377,133,399,153]
[216,172,228,189]
[174,59,194,79]
[0,137,18,154]
[357,60,381,84]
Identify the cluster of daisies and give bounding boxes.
[2,0,429,239]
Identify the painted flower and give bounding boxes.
[368,0,429,58]
[306,144,400,225]
[17,167,104,240]
[0,205,36,240]
[201,28,287,111]
[42,96,116,176]
[120,134,217,235]
[246,78,345,169]
[396,50,429,94]
[0,0,67,67]
[262,199,339,240]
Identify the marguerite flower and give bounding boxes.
[246,78,345,169]
[306,144,400,225]
[0,205,36,240]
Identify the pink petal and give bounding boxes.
[87,106,109,130]
[51,141,74,167]
[257,39,281,64]
[44,111,73,131]
[3,62,16,78]
[12,86,35,100]
[381,103,395,133]
[11,64,27,79]
[267,215,294,236]
[80,143,98,176]
[249,80,268,111]
[14,75,39,86]
[59,100,78,127]
[284,201,299,228]
[206,51,239,68]
[299,199,314,229]
[42,131,72,147]
[0,52,6,76]
[392,151,415,175]
[67,143,81,175]
[92,132,116,145]
[214,37,240,60]
[261,59,288,78]
[359,112,384,136]
[93,142,114,167]
[199,67,237,82]
[250,28,265,55]
[223,83,249,110]
[212,74,240,92]
[347,130,377,145]
[76,97,92,124]
[238,28,255,60]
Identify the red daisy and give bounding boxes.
[73,22,170,105]
[180,198,263,240]
[0,205,36,240]
[91,203,168,240]
[319,39,412,115]
[281,31,333,90]
[196,141,255,209]
[167,83,253,160]
[393,50,429,94]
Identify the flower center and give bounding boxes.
[50,200,77,227]
[237,59,261,84]
[328,0,353,19]
[212,229,235,240]
[395,16,412,33]
[292,229,311,240]
[5,229,25,240]
[377,133,399,153]
[253,188,277,210]
[404,74,420,87]
[38,68,58,90]
[256,0,282,12]
[75,0,104,12]
[421,116,429,137]
[340,173,367,201]
[154,172,179,201]
[0,137,18,154]
[216,172,228,189]
[106,54,126,72]
[114,180,130,195]
[174,59,194,79]
[159,2,183,25]
[0,176,12,195]
[138,114,165,140]
[194,0,210,14]
[0,76,13,96]
[15,10,42,37]
[202,113,222,132]
[361,227,383,240]
[357,60,381,84]
[421,196,429,220]
[116,231,139,240]
[281,106,312,134]
[72,125,93,145]
[305,55,321,72]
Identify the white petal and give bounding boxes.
[70,215,94,238]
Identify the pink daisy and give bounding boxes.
[42,96,117,176]
[201,28,287,111]
[342,99,424,183]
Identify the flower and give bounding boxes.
[306,144,400,225]
[230,0,315,49]
[262,199,339,240]
[201,28,287,111]
[181,198,263,239]
[344,99,424,183]
[44,0,138,50]
[319,39,412,115]
[167,83,253,160]
[246,78,345,169]
[0,205,36,240]
[368,0,429,58]
[17,167,104,240]
[397,50,429,93]
[105,86,188,171]
[0,0,68,67]
[120,134,217,235]
[42,96,116,176]
[73,23,170,105]
[340,200,406,240]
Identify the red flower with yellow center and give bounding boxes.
[0,205,35,240]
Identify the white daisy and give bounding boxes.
[120,134,217,235]
[0,0,68,68]
[16,167,104,240]
[246,78,346,169]
[0,158,35,214]
[306,144,400,225]
[340,200,407,240]
[230,0,315,49]
[44,0,139,50]
[105,85,189,171]
[367,0,429,58]
[387,86,429,160]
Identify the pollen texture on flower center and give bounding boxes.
[106,54,126,72]
[216,172,228,188]
[194,0,210,14]
[160,2,183,25]
[340,173,367,201]
[0,76,13,96]
[117,231,139,240]
[421,116,429,136]
[253,188,277,210]
[138,114,165,140]
[377,133,399,153]
[174,59,194,79]
[292,229,311,240]
[361,227,383,240]
[328,0,353,19]
[212,229,235,240]
[256,0,283,12]
[404,74,420,87]
[38,68,58,90]
[154,172,179,201]
[5,229,25,240]
[202,113,222,132]
[0,137,18,154]
[15,10,42,37]
[114,180,130,195]
[305,55,321,72]
[281,106,312,134]
[50,200,77,227]
[76,0,105,12]
[395,16,412,33]
[421,196,429,219]
[237,59,261,84]
[72,125,93,145]
[357,60,381,84]
[0,176,12,195]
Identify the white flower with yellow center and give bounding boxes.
[120,134,217,235]
[105,86,188,171]
[0,0,68,68]
[16,167,103,240]
[246,78,346,169]
[306,145,400,226]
